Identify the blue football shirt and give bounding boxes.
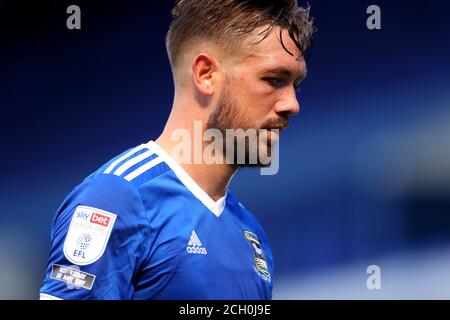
[40,141,273,300]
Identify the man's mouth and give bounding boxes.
[261,120,289,132]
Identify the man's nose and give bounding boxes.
[274,88,300,116]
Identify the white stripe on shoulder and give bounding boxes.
[40,293,63,300]
[113,149,154,176]
[103,144,148,174]
[124,157,164,181]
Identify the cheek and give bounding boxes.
[235,79,275,113]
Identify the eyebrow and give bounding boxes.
[262,67,308,82]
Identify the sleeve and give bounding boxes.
[39,173,149,300]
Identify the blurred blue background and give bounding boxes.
[1,0,450,299]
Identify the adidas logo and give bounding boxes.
[186,230,207,255]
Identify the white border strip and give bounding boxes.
[124,157,164,181]
[113,150,154,176]
[40,293,63,300]
[104,144,148,174]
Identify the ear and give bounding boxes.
[192,53,217,96]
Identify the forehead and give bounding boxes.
[239,26,306,76]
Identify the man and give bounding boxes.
[40,0,313,300]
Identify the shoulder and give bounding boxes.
[53,142,173,230]
[73,142,172,208]
[98,142,169,187]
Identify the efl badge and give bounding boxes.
[63,205,117,265]
[244,231,271,281]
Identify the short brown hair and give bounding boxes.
[166,0,314,68]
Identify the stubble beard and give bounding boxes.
[206,81,274,168]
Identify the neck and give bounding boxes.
[156,128,238,202]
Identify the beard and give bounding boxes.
[206,80,276,168]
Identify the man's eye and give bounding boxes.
[264,78,285,88]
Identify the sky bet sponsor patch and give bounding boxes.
[50,264,96,290]
[63,205,117,265]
